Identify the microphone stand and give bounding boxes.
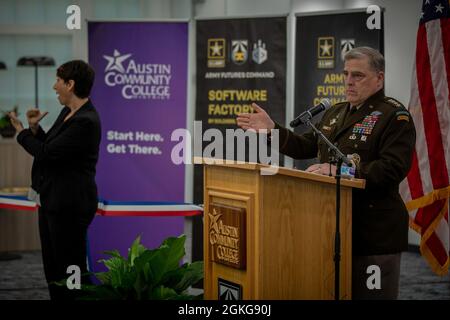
[304,119,352,301]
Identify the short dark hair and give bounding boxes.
[56,60,95,98]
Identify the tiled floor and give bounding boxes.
[0,250,448,300]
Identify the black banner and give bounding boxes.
[195,16,287,203]
[192,17,287,267]
[294,10,384,169]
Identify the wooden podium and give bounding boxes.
[198,158,365,300]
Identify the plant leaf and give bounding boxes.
[128,235,146,266]
[103,250,124,259]
[149,285,179,300]
[172,261,204,293]
[147,235,186,284]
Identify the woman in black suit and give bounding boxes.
[9,60,101,300]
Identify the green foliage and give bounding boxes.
[80,234,203,300]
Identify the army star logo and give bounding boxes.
[318,37,335,58]
[208,39,225,58]
[320,40,333,57]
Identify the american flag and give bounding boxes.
[400,0,450,275]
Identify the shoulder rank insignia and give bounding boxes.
[385,97,403,108]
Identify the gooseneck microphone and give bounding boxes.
[290,98,332,128]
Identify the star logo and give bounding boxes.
[211,42,222,56]
[321,40,333,57]
[208,208,222,234]
[103,49,132,73]
[208,39,225,59]
[435,3,444,13]
[318,37,335,59]
[207,39,226,68]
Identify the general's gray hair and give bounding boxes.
[344,47,385,73]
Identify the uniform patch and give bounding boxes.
[397,115,409,122]
[370,111,382,116]
[395,110,410,116]
[361,135,367,141]
[352,114,380,135]
[349,134,357,140]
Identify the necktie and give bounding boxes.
[343,105,357,125]
[349,105,357,115]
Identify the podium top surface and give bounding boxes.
[194,157,365,189]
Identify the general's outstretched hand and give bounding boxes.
[236,103,275,132]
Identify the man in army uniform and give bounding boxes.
[236,47,416,299]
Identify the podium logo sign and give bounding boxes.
[218,278,242,300]
[209,204,246,269]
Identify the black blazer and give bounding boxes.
[17,100,101,220]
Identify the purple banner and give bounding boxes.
[87,22,188,270]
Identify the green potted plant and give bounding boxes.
[0,106,19,138]
[73,234,203,300]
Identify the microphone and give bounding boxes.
[290,98,332,128]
